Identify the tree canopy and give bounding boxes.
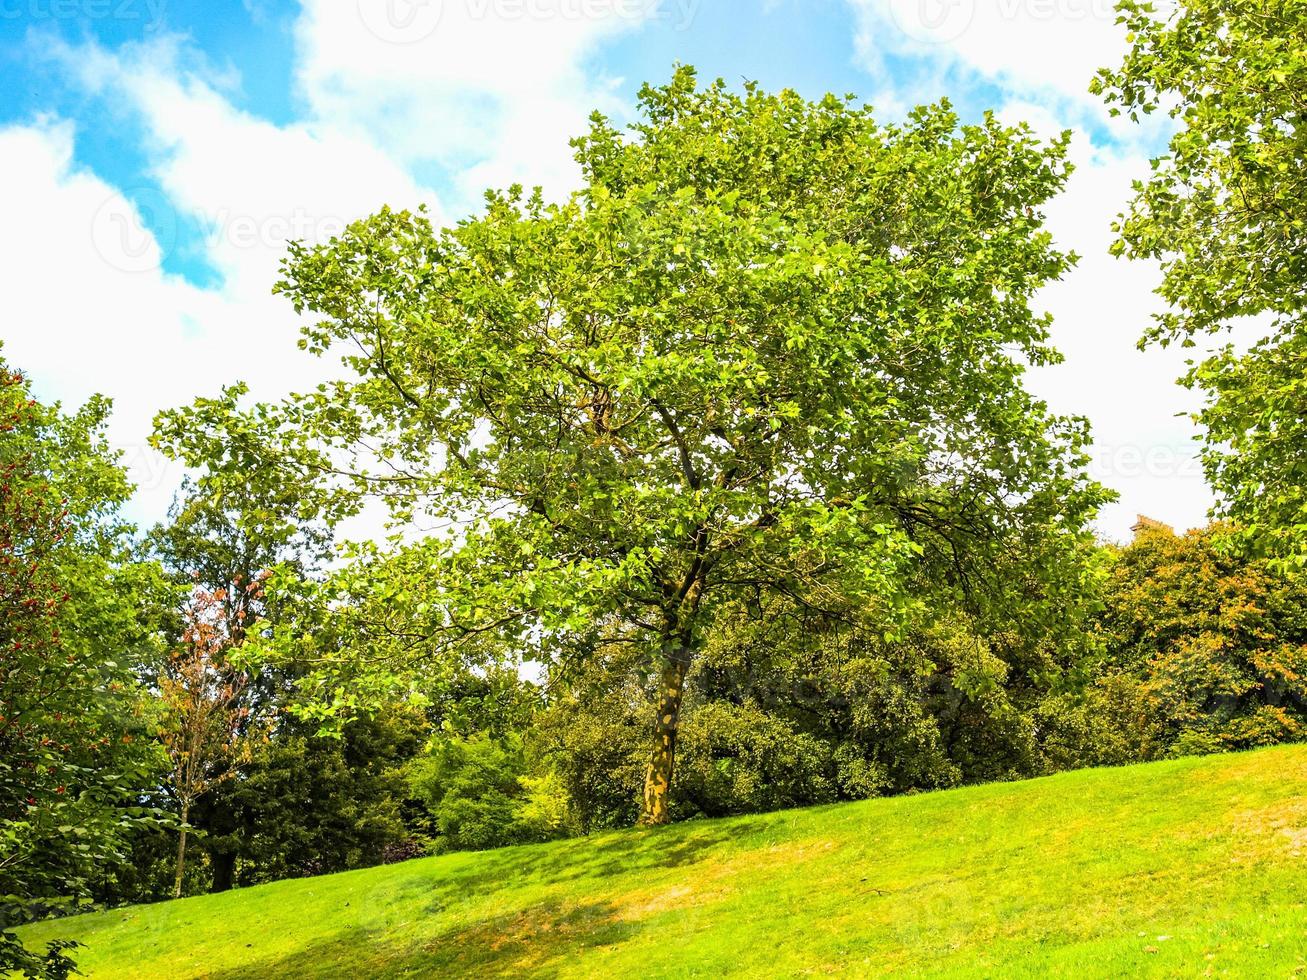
[157,69,1109,824]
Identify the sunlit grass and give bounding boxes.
[19,745,1307,977]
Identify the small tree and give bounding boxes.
[158,70,1108,824]
[148,482,329,893]
[159,587,254,898]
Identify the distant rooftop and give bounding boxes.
[1130,514,1175,538]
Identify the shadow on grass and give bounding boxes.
[424,819,754,898]
[208,819,777,979]
[206,898,638,979]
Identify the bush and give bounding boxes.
[408,734,575,852]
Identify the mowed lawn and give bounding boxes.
[18,745,1307,978]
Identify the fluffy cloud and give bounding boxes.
[8,36,443,525]
[1,118,223,523]
[849,0,1130,108]
[294,0,654,207]
[9,11,644,528]
[52,36,441,295]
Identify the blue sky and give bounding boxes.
[0,0,1206,538]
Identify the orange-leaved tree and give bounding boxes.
[159,584,261,898]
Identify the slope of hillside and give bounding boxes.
[18,745,1307,978]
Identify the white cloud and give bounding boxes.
[7,37,444,527]
[0,118,216,523]
[51,36,441,296]
[9,12,644,528]
[850,0,1128,107]
[294,0,650,208]
[991,104,1214,540]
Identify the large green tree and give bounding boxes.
[157,70,1108,825]
[1094,1,1307,561]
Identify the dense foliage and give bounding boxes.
[202,708,426,887]
[408,733,573,851]
[538,597,1080,827]
[1062,525,1307,764]
[0,359,167,978]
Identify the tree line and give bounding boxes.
[4,2,1307,975]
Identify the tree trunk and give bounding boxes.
[641,655,689,826]
[210,849,236,893]
[173,801,189,899]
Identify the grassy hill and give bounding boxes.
[18,745,1307,978]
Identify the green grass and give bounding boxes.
[18,745,1307,978]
